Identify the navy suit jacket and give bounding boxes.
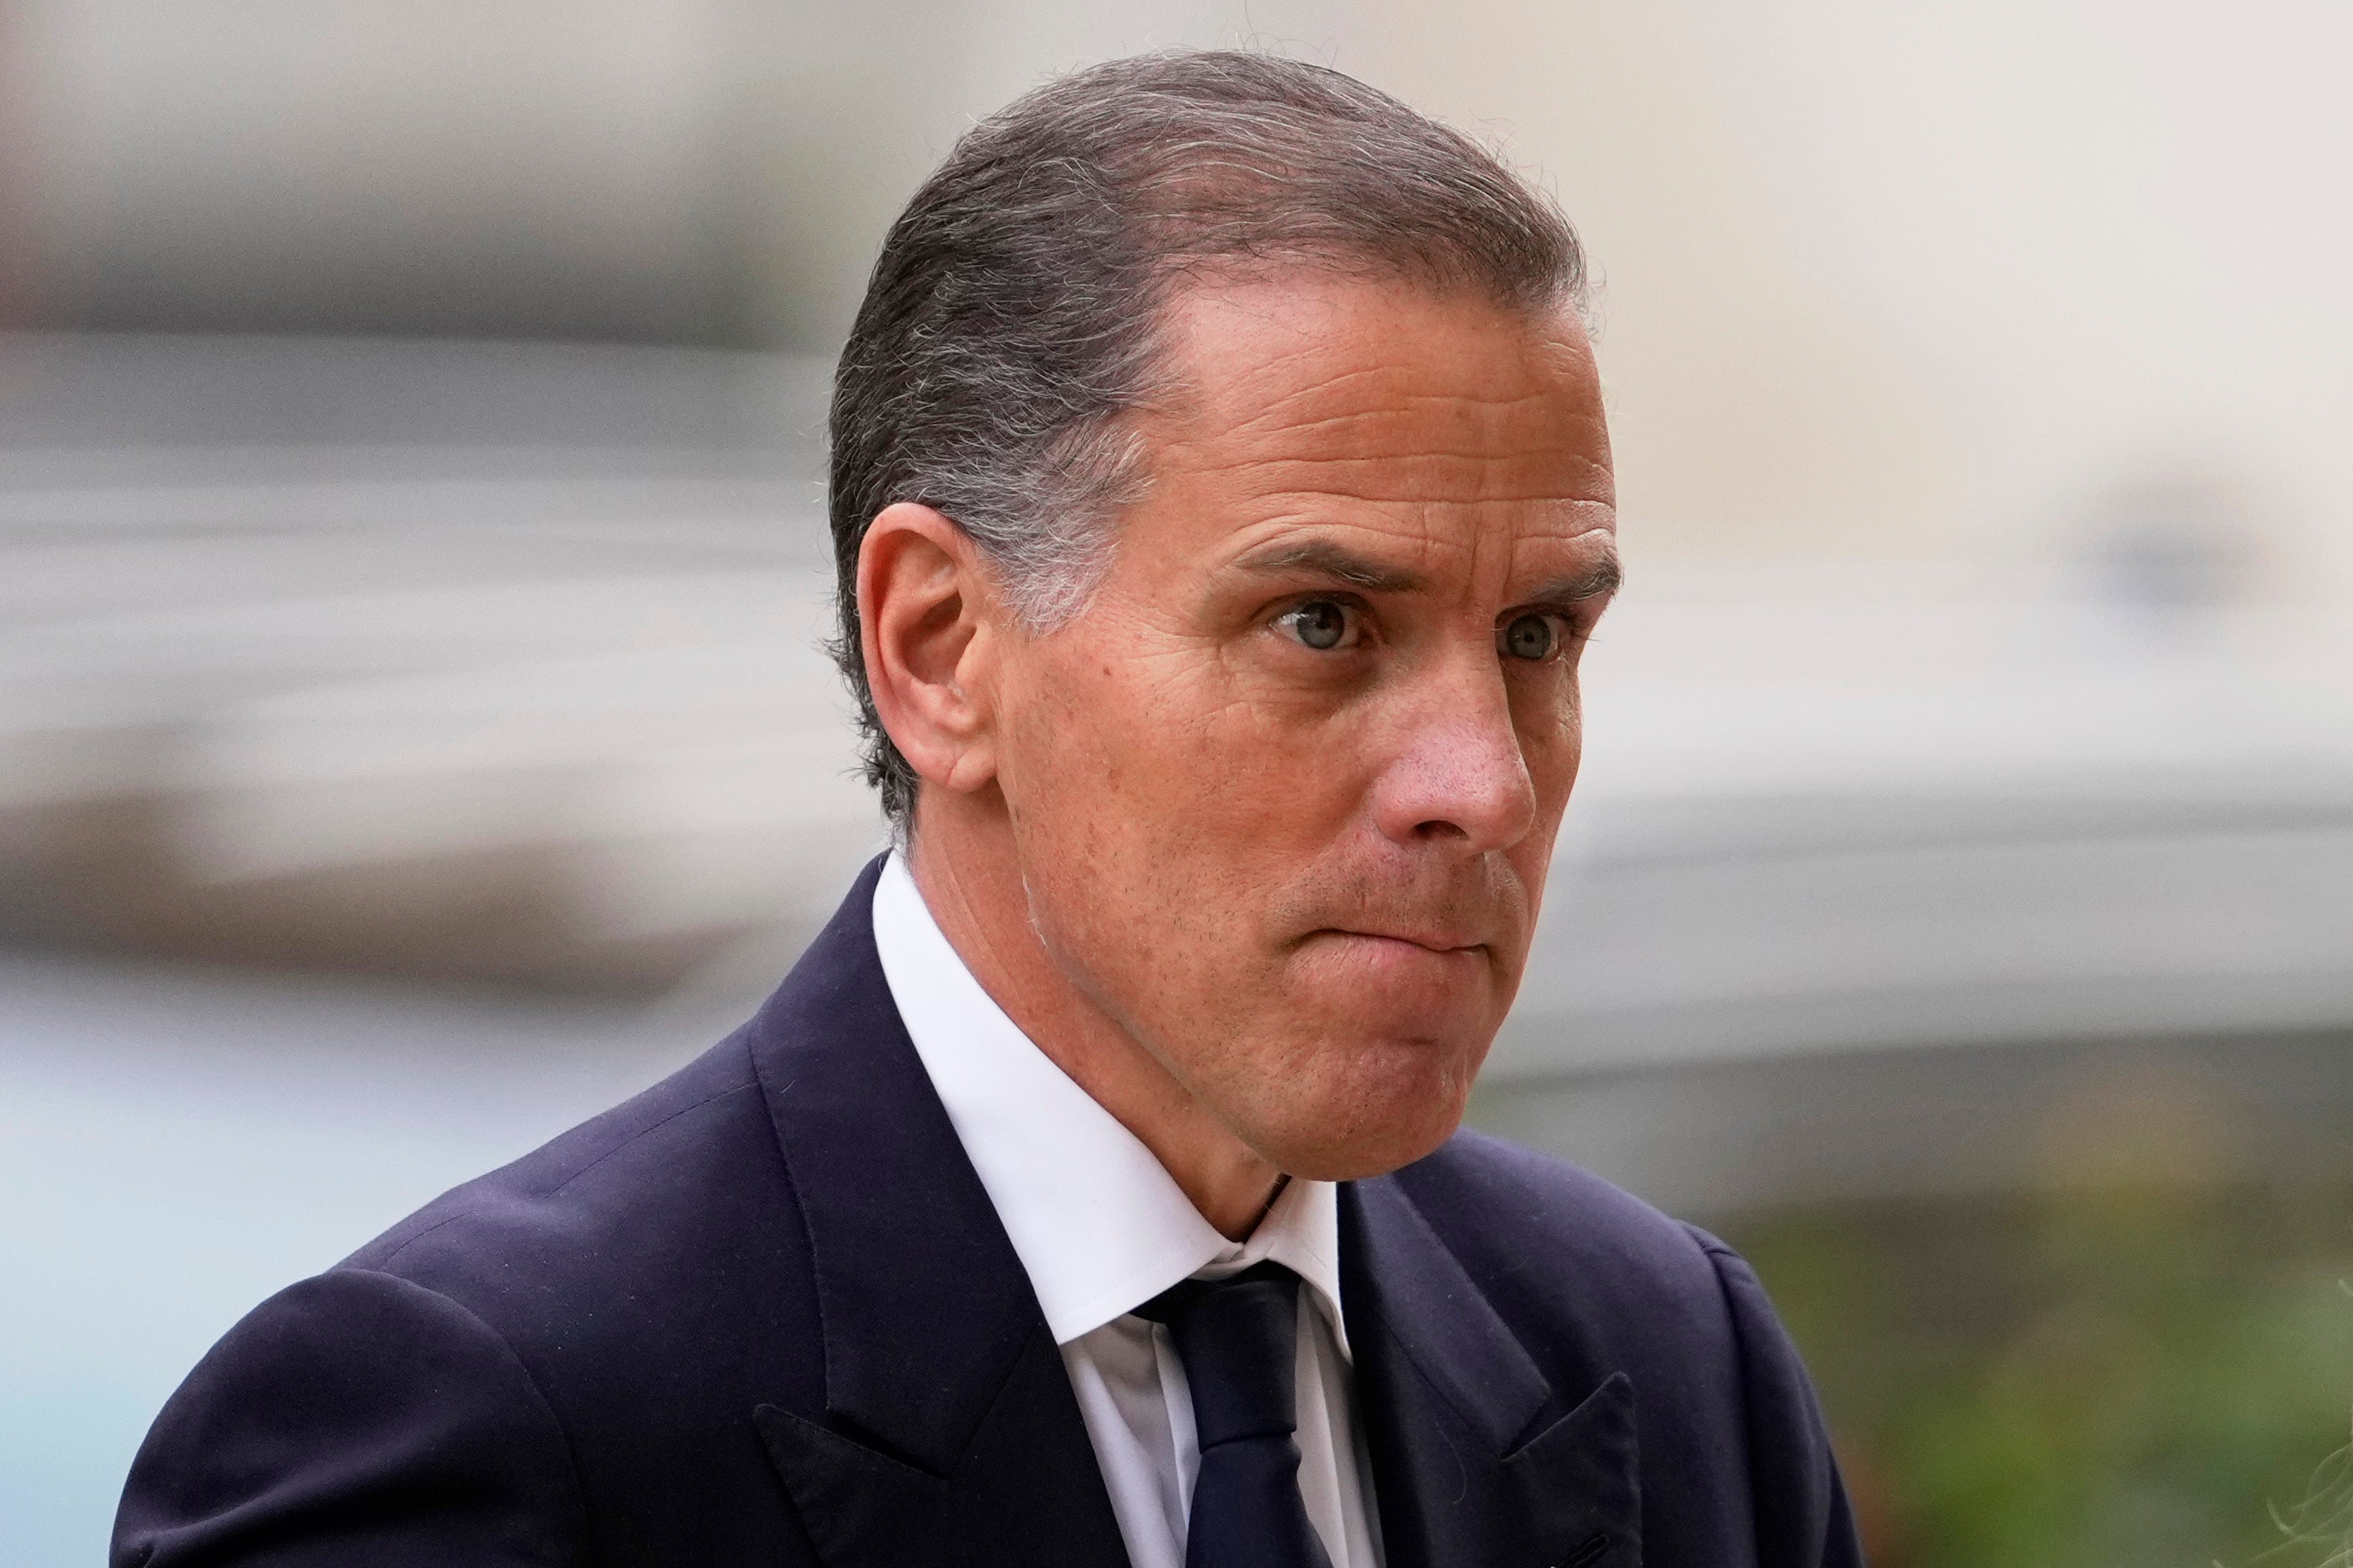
[116,859,1865,1568]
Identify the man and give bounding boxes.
[116,51,1864,1568]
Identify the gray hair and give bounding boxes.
[828,49,1588,824]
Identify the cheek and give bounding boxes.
[1508,681,1584,885]
[1530,703,1583,802]
[1508,660,1582,773]
[1017,638,1351,845]
[1000,645,1353,1000]
[1000,645,1246,929]
[1010,648,1209,821]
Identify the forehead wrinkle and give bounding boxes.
[1222,403,1578,472]
[1227,375,1571,433]
[1206,491,1614,553]
[1150,359,1601,492]
[1211,503,1608,595]
[1154,279,1598,440]
[1156,398,1578,479]
[1182,450,1610,512]
[1210,511,1468,586]
[1220,444,1600,475]
[1138,285,1612,589]
[1167,408,1606,479]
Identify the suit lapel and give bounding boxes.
[743,858,1131,1568]
[1342,1176,1642,1568]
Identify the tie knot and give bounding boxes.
[1136,1261,1302,1449]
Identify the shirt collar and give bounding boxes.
[870,851,1349,1354]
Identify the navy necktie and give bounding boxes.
[1138,1261,1335,1568]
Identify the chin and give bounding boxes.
[1244,1030,1489,1182]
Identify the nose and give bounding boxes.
[1368,658,1539,854]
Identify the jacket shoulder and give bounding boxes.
[118,877,888,1568]
[114,1268,588,1566]
[1392,1126,1726,1310]
[344,1026,769,1279]
[328,1023,826,1456]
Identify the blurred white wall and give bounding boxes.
[8,0,2347,611]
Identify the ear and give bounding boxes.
[856,503,1003,798]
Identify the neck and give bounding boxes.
[904,791,1283,1241]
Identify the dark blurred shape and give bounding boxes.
[2075,470,2259,634]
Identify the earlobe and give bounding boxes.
[857,503,1000,796]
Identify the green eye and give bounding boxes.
[1501,613,1557,661]
[1281,600,1350,650]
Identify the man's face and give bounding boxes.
[986,274,1617,1180]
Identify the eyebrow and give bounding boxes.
[1230,536,1625,607]
[1524,551,1625,607]
[1229,538,1427,593]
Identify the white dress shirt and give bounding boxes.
[870,852,1384,1568]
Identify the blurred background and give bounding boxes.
[2,2,2349,1563]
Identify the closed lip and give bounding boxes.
[1317,926,1489,955]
